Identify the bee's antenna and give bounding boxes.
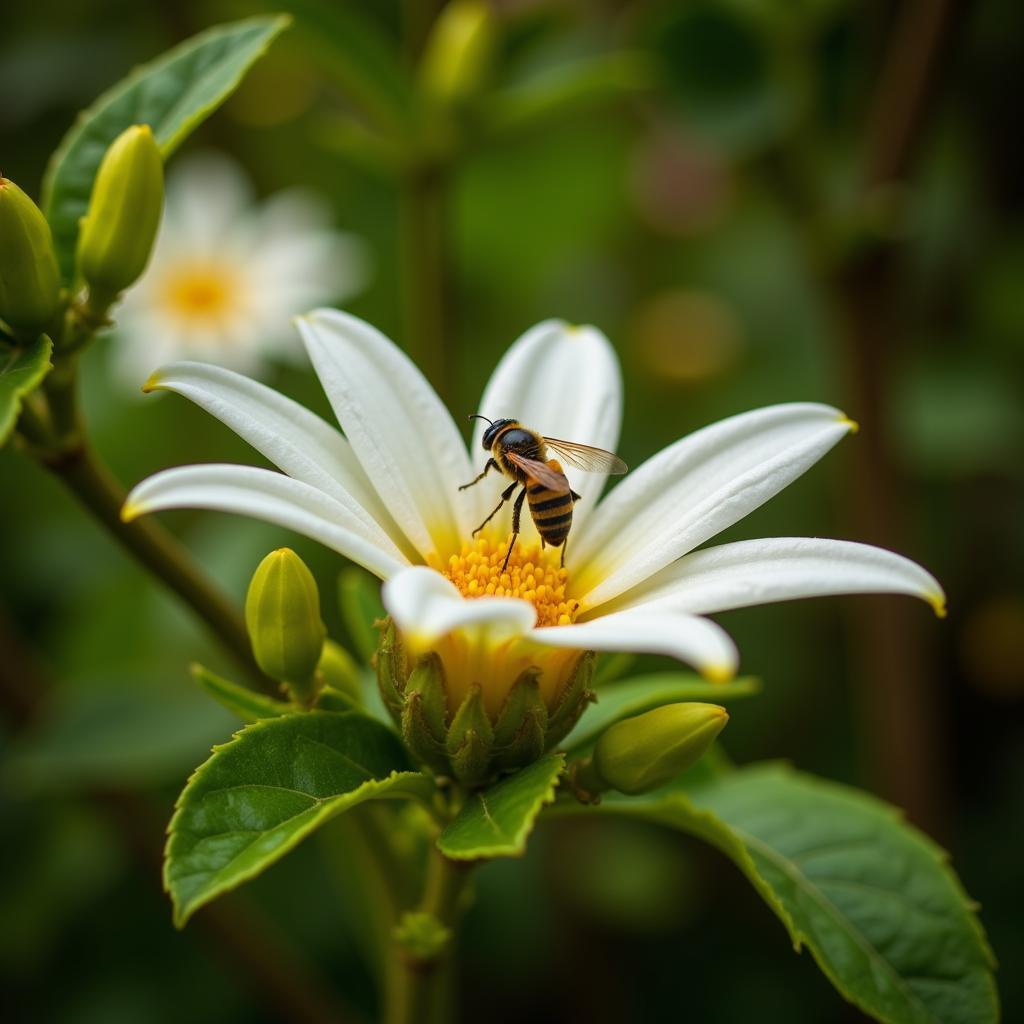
[467,413,493,425]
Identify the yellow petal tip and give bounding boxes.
[838,414,860,434]
[120,501,141,523]
[141,371,163,394]
[929,594,947,619]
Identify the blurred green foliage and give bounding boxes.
[2,1,1022,1021]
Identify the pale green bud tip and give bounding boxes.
[0,176,61,336]
[77,124,164,302]
[593,702,729,796]
[245,548,326,700]
[420,0,496,103]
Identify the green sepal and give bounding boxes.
[446,685,494,788]
[400,655,451,776]
[191,663,291,722]
[544,651,596,749]
[375,620,406,720]
[492,669,547,771]
[317,638,364,706]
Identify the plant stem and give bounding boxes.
[399,160,450,403]
[38,437,268,689]
[387,848,472,1024]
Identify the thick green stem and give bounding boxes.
[387,848,472,1024]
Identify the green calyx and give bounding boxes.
[245,548,326,704]
[586,701,729,797]
[76,124,163,306]
[376,621,596,787]
[0,177,61,339]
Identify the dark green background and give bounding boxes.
[2,1,1021,1021]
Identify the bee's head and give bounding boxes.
[469,414,515,451]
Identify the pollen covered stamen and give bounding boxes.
[445,533,579,627]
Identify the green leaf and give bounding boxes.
[165,710,431,926]
[42,14,290,282]
[437,753,564,860]
[0,336,53,446]
[563,672,760,752]
[191,662,291,722]
[597,764,999,1024]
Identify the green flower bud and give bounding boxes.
[76,124,163,305]
[420,0,495,105]
[245,548,326,703]
[592,702,728,796]
[0,177,60,338]
[446,685,493,787]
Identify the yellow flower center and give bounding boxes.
[444,533,580,627]
[160,265,237,322]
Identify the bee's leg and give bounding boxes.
[501,486,528,571]
[570,490,582,502]
[472,480,517,536]
[560,540,567,569]
[459,459,500,491]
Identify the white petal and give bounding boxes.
[471,320,622,533]
[143,361,416,560]
[297,310,473,562]
[531,607,738,682]
[572,403,856,610]
[382,566,536,651]
[123,464,408,580]
[606,538,947,617]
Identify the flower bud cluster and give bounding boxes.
[376,621,595,788]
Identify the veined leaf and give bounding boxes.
[437,753,564,860]
[587,764,998,1024]
[563,672,759,752]
[42,14,290,282]
[0,336,53,446]
[165,710,430,926]
[191,663,291,722]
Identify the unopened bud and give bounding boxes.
[77,125,163,305]
[0,177,60,338]
[420,0,495,104]
[245,548,326,703]
[592,702,728,795]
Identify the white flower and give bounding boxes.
[112,153,368,384]
[123,310,945,717]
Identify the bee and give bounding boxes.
[459,415,628,571]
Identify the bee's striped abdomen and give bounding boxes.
[527,460,573,547]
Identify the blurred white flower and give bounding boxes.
[112,153,367,383]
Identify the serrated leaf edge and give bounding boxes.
[584,763,999,1024]
[437,753,565,861]
[163,711,424,928]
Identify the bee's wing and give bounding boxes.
[542,437,628,475]
[505,451,570,491]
